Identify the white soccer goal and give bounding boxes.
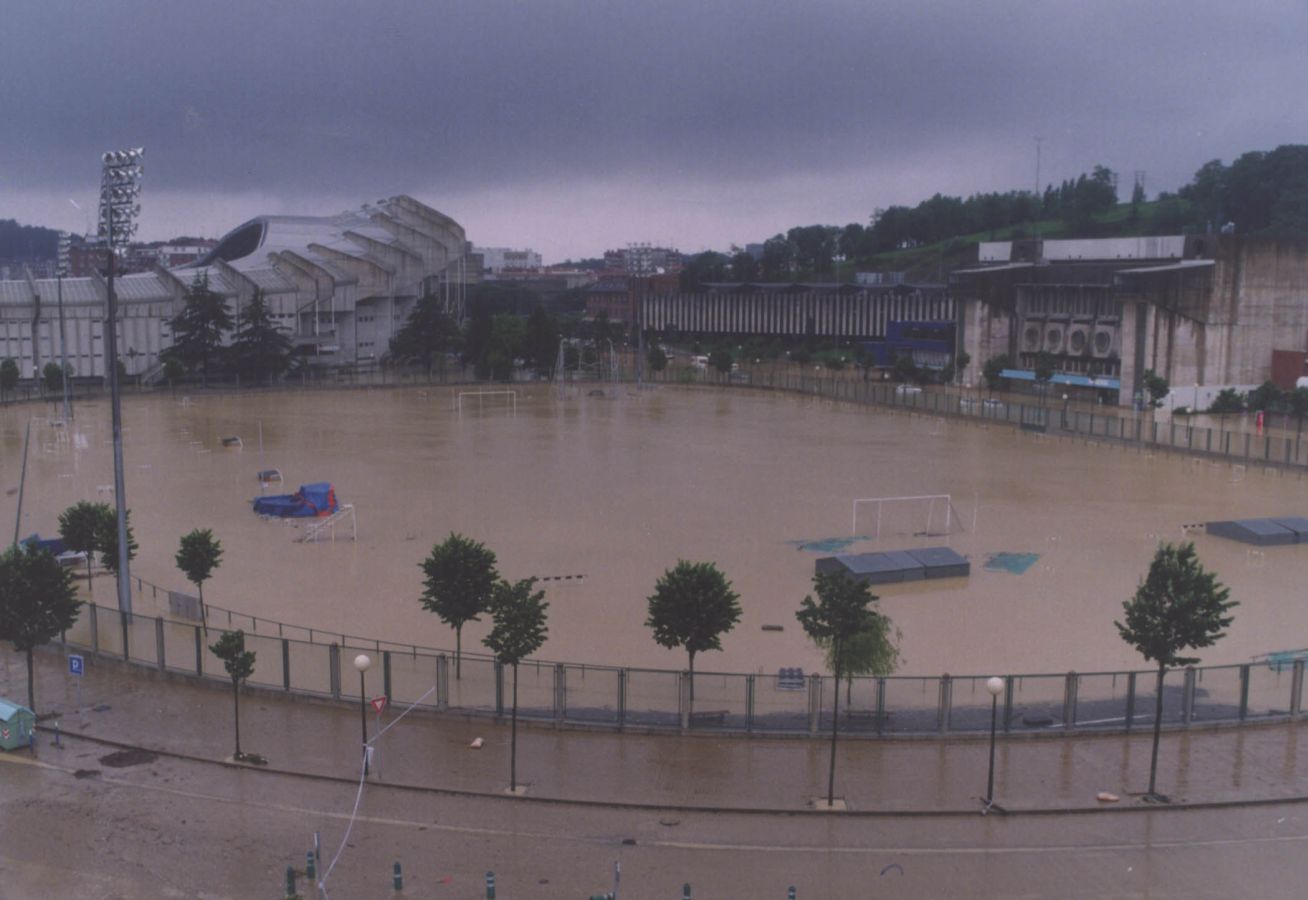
[454,389,518,414]
[851,494,964,539]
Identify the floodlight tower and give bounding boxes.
[56,232,72,421]
[98,147,144,617]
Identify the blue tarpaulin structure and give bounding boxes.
[253,482,339,518]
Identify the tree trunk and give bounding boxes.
[232,678,242,759]
[510,663,519,791]
[1148,662,1166,797]
[828,654,841,807]
[86,557,93,596]
[455,626,462,680]
[198,582,207,632]
[25,647,35,714]
[688,650,696,706]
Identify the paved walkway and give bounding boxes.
[5,645,1308,815]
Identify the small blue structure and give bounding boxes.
[0,699,35,751]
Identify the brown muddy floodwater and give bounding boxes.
[3,384,1306,678]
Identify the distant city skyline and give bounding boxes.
[2,1,1304,263]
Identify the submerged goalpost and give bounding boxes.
[454,389,518,414]
[851,494,965,540]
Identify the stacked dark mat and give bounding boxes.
[815,546,969,585]
[1206,516,1308,546]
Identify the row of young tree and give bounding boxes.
[0,505,221,716]
[0,511,1235,802]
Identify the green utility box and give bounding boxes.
[0,699,35,750]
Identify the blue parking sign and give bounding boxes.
[68,654,84,677]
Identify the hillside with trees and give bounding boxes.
[680,144,1308,287]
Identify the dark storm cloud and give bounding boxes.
[2,1,1305,250]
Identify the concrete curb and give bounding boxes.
[35,724,1308,820]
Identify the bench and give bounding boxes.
[689,709,729,726]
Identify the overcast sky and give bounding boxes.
[2,1,1304,263]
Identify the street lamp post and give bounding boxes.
[56,232,72,422]
[97,147,144,619]
[984,676,1005,810]
[354,653,372,775]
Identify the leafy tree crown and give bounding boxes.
[59,501,110,556]
[209,629,256,683]
[176,529,223,587]
[419,533,499,628]
[796,572,878,674]
[645,560,742,658]
[483,578,549,666]
[1116,542,1236,667]
[0,547,81,652]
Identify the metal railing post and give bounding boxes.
[383,650,392,702]
[494,662,504,718]
[808,674,821,735]
[1063,671,1078,731]
[679,672,691,732]
[437,654,449,709]
[554,663,566,724]
[1293,660,1305,717]
[282,638,291,690]
[1002,676,1014,733]
[90,603,99,654]
[937,674,952,733]
[745,673,755,734]
[1125,672,1137,731]
[155,616,165,671]
[617,668,627,730]
[876,677,887,735]
[194,625,203,676]
[1238,664,1250,721]
[328,643,341,699]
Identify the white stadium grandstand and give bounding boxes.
[0,195,469,380]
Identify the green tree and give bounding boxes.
[483,577,549,792]
[1141,369,1171,409]
[645,560,742,697]
[41,361,65,396]
[58,500,109,589]
[523,306,560,376]
[708,349,733,375]
[419,533,499,678]
[816,614,900,705]
[228,290,292,385]
[1246,380,1283,413]
[485,314,526,380]
[166,272,233,385]
[176,529,223,626]
[646,346,668,373]
[0,358,17,401]
[954,350,971,384]
[982,354,1011,392]
[389,293,461,376]
[209,630,256,760]
[1207,388,1245,414]
[1289,388,1308,451]
[796,572,878,808]
[94,506,137,576]
[0,547,81,713]
[1116,542,1236,800]
[730,250,758,281]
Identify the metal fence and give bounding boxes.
[650,367,1308,471]
[61,601,1307,738]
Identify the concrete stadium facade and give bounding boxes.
[0,195,470,380]
[952,235,1308,405]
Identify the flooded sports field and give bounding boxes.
[3,384,1307,678]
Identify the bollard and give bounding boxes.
[53,721,60,748]
[393,861,403,891]
[486,870,496,899]
[284,866,297,899]
[306,850,316,880]
[788,888,797,899]
[683,884,692,899]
